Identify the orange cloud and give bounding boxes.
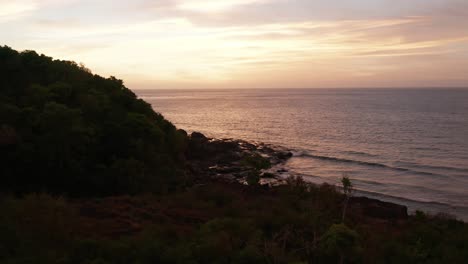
[3,0,468,88]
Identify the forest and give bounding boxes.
[0,46,188,196]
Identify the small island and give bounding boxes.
[1,46,467,263]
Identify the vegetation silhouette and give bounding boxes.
[341,175,353,222]
[0,46,187,196]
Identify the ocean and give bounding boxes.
[136,88,468,220]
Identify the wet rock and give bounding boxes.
[216,174,237,181]
[214,152,242,165]
[186,132,293,186]
[233,171,252,179]
[239,141,256,151]
[261,172,276,178]
[276,151,293,160]
[210,140,240,153]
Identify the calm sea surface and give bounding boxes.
[137,88,468,220]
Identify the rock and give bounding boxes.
[269,159,280,166]
[277,168,288,173]
[239,141,256,151]
[261,172,276,178]
[210,140,239,152]
[233,171,252,179]
[276,151,293,160]
[213,154,230,165]
[217,174,237,181]
[349,196,408,220]
[258,146,275,155]
[186,134,294,186]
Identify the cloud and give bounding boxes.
[0,0,37,20]
[176,0,271,13]
[2,0,468,88]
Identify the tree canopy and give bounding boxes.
[0,46,187,196]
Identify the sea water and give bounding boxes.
[137,88,468,220]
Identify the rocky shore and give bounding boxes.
[185,131,408,221]
[186,131,292,184]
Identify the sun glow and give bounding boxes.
[2,0,468,88]
[0,1,36,18]
[177,0,267,12]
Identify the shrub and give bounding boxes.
[320,224,362,263]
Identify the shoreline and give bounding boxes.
[186,131,464,222]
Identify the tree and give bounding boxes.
[321,224,361,264]
[341,175,353,223]
[0,46,188,196]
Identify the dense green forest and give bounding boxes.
[1,46,467,263]
[0,46,187,196]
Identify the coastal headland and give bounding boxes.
[1,46,467,263]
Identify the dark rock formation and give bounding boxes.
[276,151,293,160]
[349,196,408,220]
[186,131,293,184]
[185,132,409,222]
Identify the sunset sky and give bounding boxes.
[2,0,468,89]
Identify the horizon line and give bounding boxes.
[132,86,468,91]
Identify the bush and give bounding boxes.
[0,194,78,263]
[320,224,362,263]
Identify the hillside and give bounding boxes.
[0,46,187,196]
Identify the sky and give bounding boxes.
[1,0,468,89]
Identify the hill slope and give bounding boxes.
[0,46,187,196]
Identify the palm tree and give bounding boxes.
[341,175,353,223]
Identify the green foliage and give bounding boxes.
[193,218,263,263]
[0,46,188,196]
[371,214,468,263]
[285,175,310,196]
[320,224,362,263]
[415,210,427,221]
[0,185,467,264]
[341,176,353,196]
